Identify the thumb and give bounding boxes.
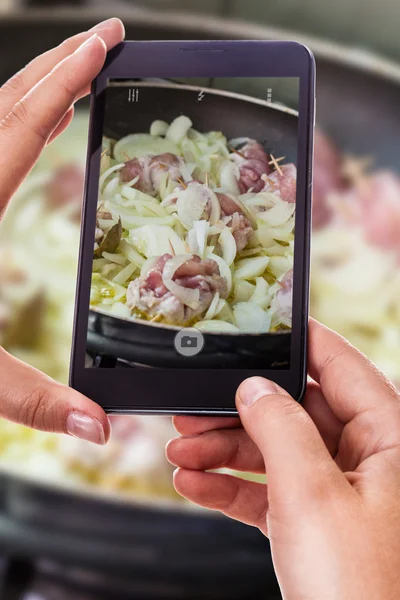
[236,377,347,509]
[0,347,110,445]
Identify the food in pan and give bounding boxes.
[311,131,400,386]
[91,116,296,333]
[1,110,400,500]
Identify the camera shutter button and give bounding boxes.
[174,327,204,357]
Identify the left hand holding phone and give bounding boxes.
[0,18,125,442]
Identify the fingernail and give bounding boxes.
[66,412,106,445]
[75,34,99,54]
[90,18,124,34]
[239,377,279,406]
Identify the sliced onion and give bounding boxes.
[220,161,240,195]
[187,220,209,259]
[103,176,120,199]
[207,252,232,293]
[101,252,127,266]
[120,186,158,204]
[233,280,256,303]
[114,134,178,162]
[250,277,270,309]
[204,292,220,320]
[112,262,137,285]
[234,256,270,280]
[257,197,296,227]
[129,225,187,258]
[150,120,169,136]
[215,299,235,323]
[222,193,257,228]
[166,116,193,145]
[180,160,195,183]
[268,256,292,279]
[257,221,294,248]
[194,220,209,259]
[219,226,237,267]
[176,182,210,228]
[99,164,125,193]
[162,254,200,309]
[117,213,175,229]
[140,256,159,277]
[110,302,132,319]
[195,320,239,333]
[233,302,271,333]
[119,239,146,267]
[208,190,221,225]
[228,137,252,148]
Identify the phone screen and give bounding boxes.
[86,76,299,371]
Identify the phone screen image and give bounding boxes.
[86,77,300,371]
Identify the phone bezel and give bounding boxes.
[70,40,315,415]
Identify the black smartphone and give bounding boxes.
[70,40,315,415]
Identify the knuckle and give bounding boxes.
[58,66,79,103]
[59,32,85,54]
[0,99,48,143]
[18,387,51,429]
[264,393,304,420]
[1,69,28,96]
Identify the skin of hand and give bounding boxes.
[167,319,400,600]
[0,18,125,444]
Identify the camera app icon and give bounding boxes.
[174,328,204,357]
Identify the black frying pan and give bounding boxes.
[87,83,296,369]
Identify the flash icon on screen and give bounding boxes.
[197,90,205,102]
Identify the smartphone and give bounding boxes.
[70,40,315,415]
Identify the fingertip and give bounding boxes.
[172,415,188,434]
[89,18,125,51]
[172,467,200,499]
[58,383,111,444]
[236,376,287,409]
[165,437,179,465]
[103,414,112,444]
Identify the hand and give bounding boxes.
[0,19,125,444]
[167,319,400,600]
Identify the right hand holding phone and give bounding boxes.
[167,319,400,600]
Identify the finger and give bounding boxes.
[47,106,75,144]
[0,34,107,216]
[0,347,110,444]
[173,469,269,535]
[0,18,125,121]
[308,319,400,423]
[173,416,241,436]
[166,427,265,473]
[302,380,343,457]
[236,377,351,509]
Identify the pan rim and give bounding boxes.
[4,7,400,87]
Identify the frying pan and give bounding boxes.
[88,82,296,369]
[0,6,400,598]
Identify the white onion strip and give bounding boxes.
[99,164,125,193]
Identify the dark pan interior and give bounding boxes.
[103,82,298,161]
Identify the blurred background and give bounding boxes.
[0,1,400,598]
